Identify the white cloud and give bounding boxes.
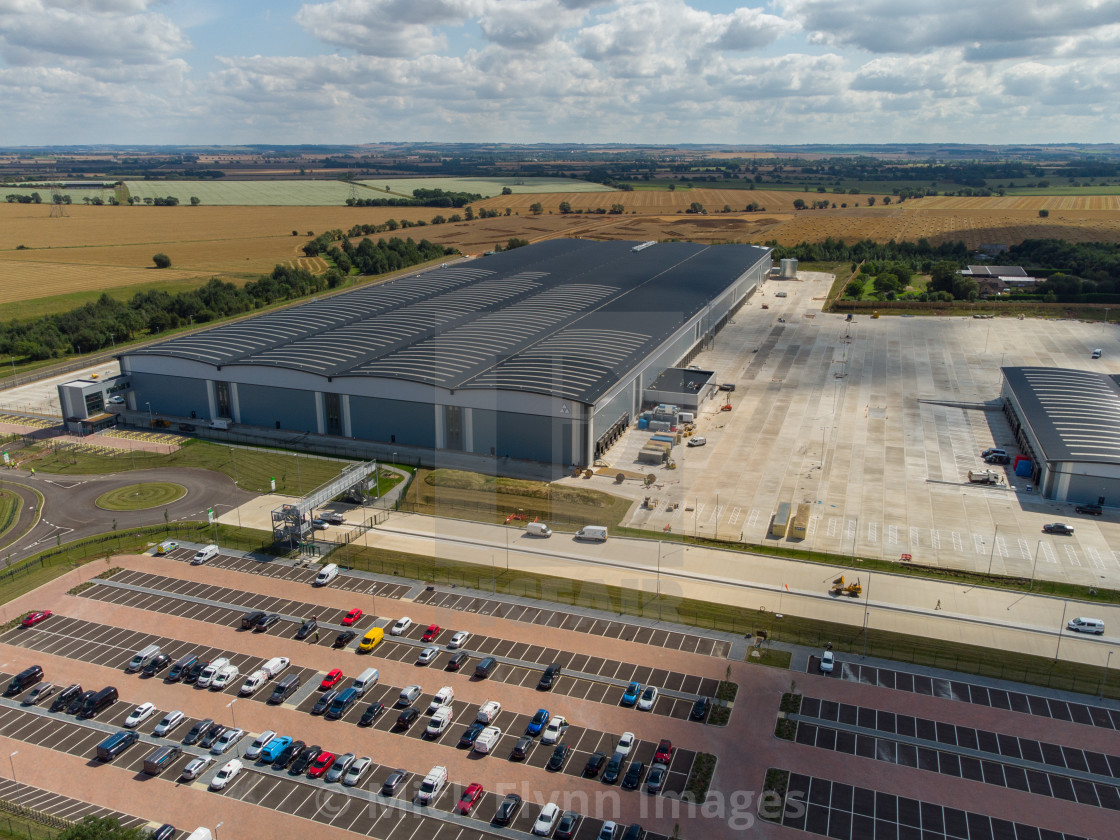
[295,0,484,56]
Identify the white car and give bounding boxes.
[428,686,454,713]
[209,758,242,790]
[390,617,412,636]
[448,631,469,649]
[211,727,244,755]
[476,700,501,723]
[210,664,239,691]
[153,710,184,737]
[616,731,635,757]
[124,702,155,729]
[196,657,229,688]
[416,646,439,665]
[343,756,371,787]
[687,436,707,447]
[244,730,277,760]
[598,822,619,840]
[426,706,453,738]
[541,715,568,745]
[107,395,125,405]
[180,756,212,781]
[533,802,561,836]
[637,685,659,711]
[819,651,835,673]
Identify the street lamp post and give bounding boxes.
[987,523,999,575]
[145,401,153,428]
[656,541,662,621]
[1030,539,1043,591]
[1101,650,1114,700]
[491,553,496,595]
[861,574,872,657]
[214,822,223,840]
[226,698,238,731]
[8,750,16,782]
[1056,601,1069,660]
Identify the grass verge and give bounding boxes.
[760,769,791,823]
[774,692,801,741]
[94,482,186,511]
[0,491,18,542]
[28,439,348,495]
[747,647,792,669]
[682,753,717,803]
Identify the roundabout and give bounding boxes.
[94,482,187,511]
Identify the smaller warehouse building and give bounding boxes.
[1000,367,1120,505]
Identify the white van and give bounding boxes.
[185,830,213,840]
[239,670,269,696]
[261,657,289,679]
[473,726,502,754]
[196,657,229,688]
[208,418,230,431]
[314,563,339,586]
[526,522,552,537]
[210,664,239,690]
[351,668,379,696]
[191,544,219,565]
[416,765,447,804]
[127,644,161,673]
[575,525,608,542]
[1068,617,1105,635]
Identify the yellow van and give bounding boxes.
[359,627,384,653]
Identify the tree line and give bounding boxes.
[0,236,455,362]
[345,187,483,208]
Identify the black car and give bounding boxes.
[380,769,407,795]
[602,753,624,784]
[358,702,386,726]
[395,708,420,729]
[68,690,94,716]
[184,660,208,684]
[621,825,646,840]
[312,689,338,716]
[621,760,645,790]
[537,663,562,691]
[511,735,533,761]
[1076,503,1104,515]
[583,751,607,777]
[690,697,710,721]
[290,744,320,775]
[295,618,318,640]
[50,683,81,713]
[273,739,305,770]
[555,811,582,840]
[241,610,267,630]
[547,743,570,771]
[182,718,214,746]
[645,763,667,794]
[142,653,170,676]
[5,665,43,696]
[254,613,281,632]
[334,630,357,648]
[446,652,469,671]
[492,793,522,826]
[199,724,226,750]
[719,383,736,392]
[458,722,485,748]
[151,825,175,840]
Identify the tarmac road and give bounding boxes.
[0,467,255,564]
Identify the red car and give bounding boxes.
[421,624,441,642]
[341,608,363,626]
[320,669,343,690]
[458,782,484,814]
[307,750,335,778]
[21,610,52,628]
[654,739,674,764]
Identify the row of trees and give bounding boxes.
[0,236,455,362]
[345,187,483,208]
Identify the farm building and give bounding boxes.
[117,238,771,468]
[1000,367,1120,505]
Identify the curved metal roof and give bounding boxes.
[1002,367,1120,466]
[129,238,770,404]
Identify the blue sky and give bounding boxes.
[2,0,1119,146]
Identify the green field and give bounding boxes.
[360,177,616,198]
[33,439,349,495]
[95,482,187,510]
[2,185,117,203]
[124,179,362,205]
[1003,185,1120,195]
[0,490,18,540]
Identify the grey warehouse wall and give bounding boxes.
[349,395,437,449]
[129,372,210,420]
[238,384,318,432]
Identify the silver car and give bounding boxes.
[397,685,422,706]
[343,756,371,787]
[325,752,355,783]
[211,727,244,755]
[153,710,185,737]
[180,756,212,781]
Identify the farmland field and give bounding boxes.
[361,177,614,198]
[3,185,117,203]
[125,179,362,205]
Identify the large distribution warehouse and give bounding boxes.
[118,238,771,467]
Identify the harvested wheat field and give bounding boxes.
[476,188,828,215]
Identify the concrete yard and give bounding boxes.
[596,272,1120,587]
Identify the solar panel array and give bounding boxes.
[130,239,769,403]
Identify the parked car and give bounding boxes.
[259,735,292,763]
[534,803,561,836]
[426,706,454,738]
[311,518,330,530]
[603,753,624,784]
[334,630,357,648]
[616,731,636,757]
[686,436,707,447]
[476,700,501,723]
[50,683,82,713]
[1076,503,1104,515]
[66,690,92,716]
[124,702,156,728]
[184,660,208,684]
[447,652,469,671]
[254,613,280,632]
[312,690,339,716]
[428,686,454,712]
[493,793,522,826]
[272,739,304,770]
[342,756,371,787]
[325,753,355,783]
[153,710,185,737]
[295,618,318,640]
[380,769,408,795]
[180,756,212,781]
[290,745,321,775]
[241,610,267,630]
[622,761,646,790]
[511,735,533,760]
[555,811,582,840]
[177,423,196,432]
[458,722,485,748]
[458,782,484,814]
[621,682,641,707]
[690,697,710,721]
[359,702,386,726]
[527,708,550,736]
[182,718,214,746]
[416,646,439,665]
[819,651,835,673]
[320,669,344,690]
[141,653,170,677]
[23,682,54,706]
[541,715,568,745]
[397,685,422,706]
[646,763,668,793]
[1043,522,1075,535]
[390,617,412,636]
[307,750,335,779]
[654,739,674,763]
[448,630,469,649]
[211,727,243,755]
[199,725,226,750]
[20,610,52,628]
[621,824,646,840]
[422,624,442,641]
[583,751,607,777]
[396,708,420,729]
[537,663,561,690]
[547,744,570,771]
[209,759,243,790]
[637,685,659,711]
[341,608,363,626]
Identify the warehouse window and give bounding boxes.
[215,381,231,418]
[445,405,463,450]
[325,393,342,436]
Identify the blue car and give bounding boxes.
[259,735,292,763]
[621,682,642,707]
[527,709,550,736]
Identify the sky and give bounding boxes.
[1,0,1119,146]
